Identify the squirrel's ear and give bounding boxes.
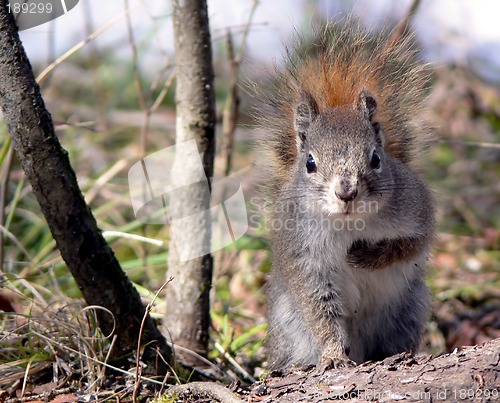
[294,92,318,141]
[357,89,377,122]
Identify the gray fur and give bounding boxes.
[266,92,435,370]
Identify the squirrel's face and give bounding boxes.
[293,89,394,217]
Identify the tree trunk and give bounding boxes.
[164,0,216,364]
[156,340,499,402]
[246,338,500,402]
[0,0,170,374]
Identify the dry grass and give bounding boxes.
[0,287,110,396]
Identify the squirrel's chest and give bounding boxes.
[304,247,415,316]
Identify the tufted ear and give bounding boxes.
[294,92,319,141]
[357,88,377,122]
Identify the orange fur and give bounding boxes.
[256,19,430,188]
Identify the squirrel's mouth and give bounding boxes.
[340,202,352,215]
[322,201,354,216]
[323,197,377,217]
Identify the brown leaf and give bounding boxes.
[49,394,79,403]
[0,290,23,314]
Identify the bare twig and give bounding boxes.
[123,0,176,160]
[222,0,259,176]
[125,0,147,112]
[133,277,174,402]
[82,1,110,131]
[124,0,151,158]
[5,387,74,403]
[166,342,229,378]
[167,382,244,403]
[213,341,256,383]
[234,1,259,65]
[222,30,239,177]
[388,0,421,45]
[53,120,98,131]
[150,70,176,114]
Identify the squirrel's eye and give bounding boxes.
[306,154,317,173]
[370,150,381,170]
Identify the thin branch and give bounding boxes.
[167,382,244,403]
[235,0,259,64]
[388,0,421,45]
[82,0,109,131]
[133,277,174,402]
[150,69,176,114]
[213,340,256,383]
[125,0,148,112]
[53,120,99,132]
[221,0,259,176]
[222,29,239,176]
[124,0,176,159]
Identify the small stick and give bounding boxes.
[133,277,173,402]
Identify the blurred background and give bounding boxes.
[1,0,499,390]
[18,0,500,83]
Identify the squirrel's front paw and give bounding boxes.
[315,354,356,375]
[347,239,385,270]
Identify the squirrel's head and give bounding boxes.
[291,88,393,216]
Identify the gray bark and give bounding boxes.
[0,0,170,373]
[247,338,500,402]
[164,0,216,363]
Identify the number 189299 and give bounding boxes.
[8,2,53,14]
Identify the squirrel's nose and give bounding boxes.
[335,179,358,202]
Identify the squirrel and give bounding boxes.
[254,19,436,371]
